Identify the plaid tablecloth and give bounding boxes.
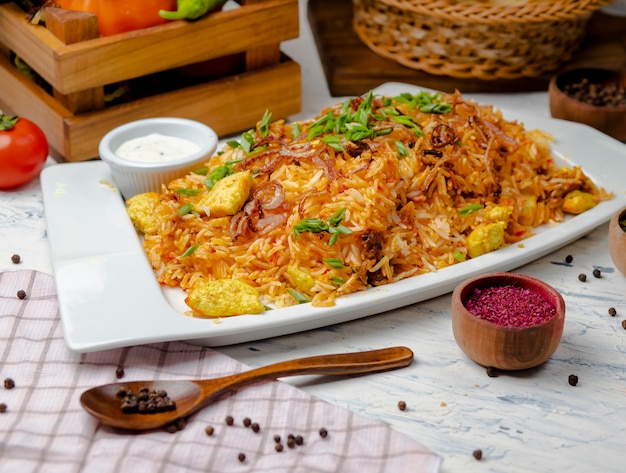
[0,270,442,473]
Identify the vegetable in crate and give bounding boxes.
[0,113,48,189]
[159,0,227,20]
[55,0,177,36]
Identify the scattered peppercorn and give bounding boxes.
[578,273,587,282]
[11,254,20,264]
[295,435,304,446]
[205,425,214,436]
[568,374,579,386]
[565,254,573,264]
[608,307,617,316]
[17,290,26,300]
[592,268,601,278]
[225,415,234,426]
[0,403,7,413]
[275,443,284,452]
[115,366,125,379]
[397,400,407,411]
[319,427,328,439]
[622,320,626,330]
[473,449,483,460]
[4,378,15,390]
[486,366,499,377]
[238,453,246,463]
[174,417,187,431]
[274,434,281,443]
[251,422,260,433]
[287,435,296,449]
[242,417,251,428]
[165,423,178,433]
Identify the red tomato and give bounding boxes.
[0,114,49,189]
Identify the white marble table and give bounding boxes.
[2,2,626,472]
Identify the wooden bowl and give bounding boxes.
[609,206,626,277]
[451,272,566,371]
[549,67,626,141]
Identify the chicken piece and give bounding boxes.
[467,221,506,258]
[485,205,513,223]
[562,190,597,215]
[195,170,253,217]
[185,279,264,317]
[126,192,160,234]
[285,265,315,294]
[519,194,538,226]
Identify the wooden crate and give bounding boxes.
[0,0,301,162]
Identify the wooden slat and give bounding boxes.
[62,58,301,162]
[0,0,299,94]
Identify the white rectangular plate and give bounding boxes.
[41,83,626,352]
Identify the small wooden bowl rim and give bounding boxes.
[549,67,626,112]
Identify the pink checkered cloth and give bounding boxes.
[0,270,441,472]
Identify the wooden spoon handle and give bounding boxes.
[198,346,413,400]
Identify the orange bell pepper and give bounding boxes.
[56,0,178,36]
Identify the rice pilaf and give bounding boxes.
[127,90,611,316]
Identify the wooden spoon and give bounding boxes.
[80,346,413,430]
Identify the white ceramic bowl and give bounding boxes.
[99,117,218,199]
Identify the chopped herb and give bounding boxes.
[396,140,408,157]
[288,289,310,304]
[241,130,255,153]
[330,276,345,286]
[193,166,209,176]
[259,109,272,137]
[293,218,329,237]
[226,139,241,149]
[459,203,484,217]
[204,160,242,189]
[293,208,352,246]
[328,207,347,226]
[419,102,453,114]
[181,244,199,257]
[291,122,301,139]
[175,187,202,196]
[323,258,346,269]
[322,135,344,152]
[453,249,465,261]
[177,203,195,216]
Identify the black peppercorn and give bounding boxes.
[225,415,234,426]
[274,434,281,443]
[115,366,125,379]
[622,320,626,330]
[486,366,499,377]
[275,443,284,452]
[0,403,7,413]
[243,417,251,428]
[205,425,214,436]
[251,422,260,433]
[11,254,20,264]
[592,268,601,278]
[608,307,617,316]
[578,273,587,282]
[568,374,579,386]
[319,427,328,438]
[238,453,246,463]
[473,449,483,460]
[565,254,573,264]
[4,378,15,390]
[295,435,304,446]
[17,290,26,300]
[397,400,406,411]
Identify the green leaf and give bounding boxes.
[287,289,310,304]
[175,187,203,196]
[323,258,346,269]
[181,244,199,257]
[330,276,345,286]
[458,203,484,217]
[259,109,272,137]
[178,203,194,216]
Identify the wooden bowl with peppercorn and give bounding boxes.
[549,67,626,141]
[609,206,626,277]
[451,272,566,371]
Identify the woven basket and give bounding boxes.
[352,0,614,80]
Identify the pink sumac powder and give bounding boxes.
[465,285,556,327]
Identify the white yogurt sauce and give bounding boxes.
[115,133,200,162]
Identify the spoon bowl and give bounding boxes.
[80,346,414,430]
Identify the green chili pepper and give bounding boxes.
[159,0,227,21]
